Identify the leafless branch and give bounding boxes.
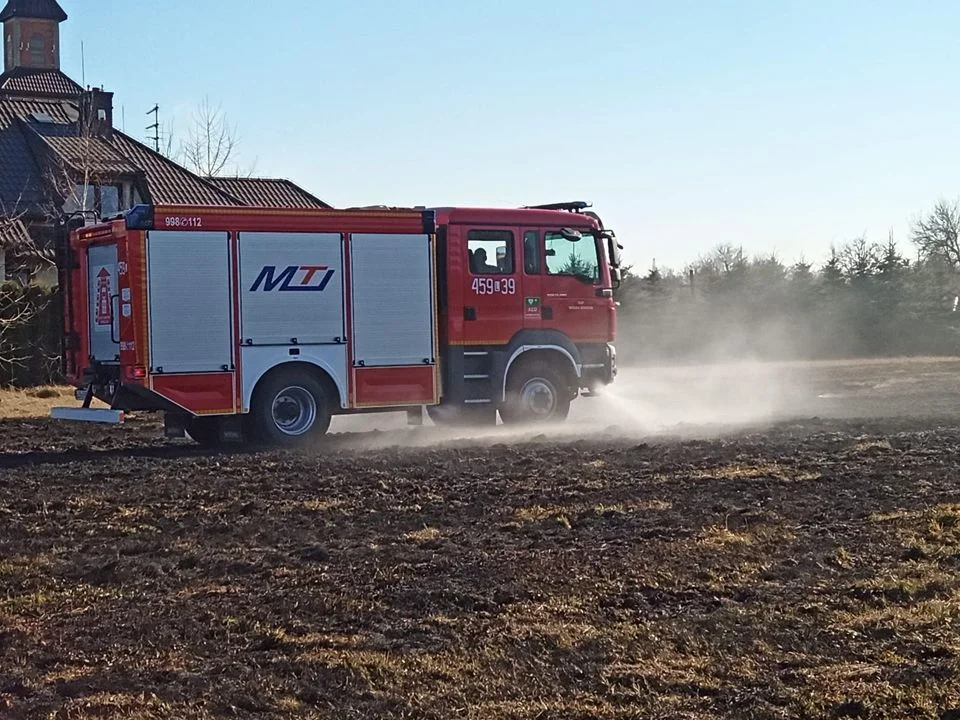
[180,98,249,178]
[912,198,960,269]
[40,104,106,227]
[0,208,50,375]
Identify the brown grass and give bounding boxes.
[0,385,96,419]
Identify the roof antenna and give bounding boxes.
[146,104,159,152]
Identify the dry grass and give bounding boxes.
[0,385,78,418]
[853,439,895,453]
[402,526,443,543]
[698,524,754,546]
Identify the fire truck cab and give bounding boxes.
[53,202,620,445]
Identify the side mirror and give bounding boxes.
[545,249,557,258]
[611,267,622,289]
[606,234,622,268]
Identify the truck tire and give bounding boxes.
[426,404,497,427]
[186,417,222,447]
[500,359,571,425]
[251,369,332,446]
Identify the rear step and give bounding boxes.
[50,407,125,424]
[462,350,494,404]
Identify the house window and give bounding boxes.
[100,186,120,216]
[29,33,45,66]
[63,183,125,219]
[63,184,95,214]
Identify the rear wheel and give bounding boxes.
[251,369,333,446]
[500,360,571,425]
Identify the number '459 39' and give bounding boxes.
[472,277,516,295]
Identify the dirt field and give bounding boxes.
[2,359,960,719]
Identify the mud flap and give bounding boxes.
[164,413,187,439]
[407,407,424,426]
[218,416,244,443]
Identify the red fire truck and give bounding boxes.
[52,202,621,445]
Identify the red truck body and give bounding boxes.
[54,202,619,444]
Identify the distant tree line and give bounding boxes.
[615,199,960,363]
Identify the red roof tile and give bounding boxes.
[208,177,330,209]
[0,68,81,98]
[108,132,238,206]
[0,72,330,216]
[24,120,142,176]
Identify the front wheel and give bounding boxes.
[500,360,571,425]
[251,369,332,446]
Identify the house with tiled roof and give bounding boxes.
[0,0,329,282]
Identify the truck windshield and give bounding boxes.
[545,231,600,284]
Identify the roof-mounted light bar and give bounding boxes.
[522,201,593,213]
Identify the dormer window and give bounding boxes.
[62,183,125,219]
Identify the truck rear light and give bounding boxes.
[127,366,147,380]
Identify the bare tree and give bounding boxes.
[0,196,54,382]
[0,280,47,380]
[180,98,254,178]
[161,118,177,161]
[912,199,960,268]
[42,101,104,225]
[838,236,879,282]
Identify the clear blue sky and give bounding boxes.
[59,0,960,271]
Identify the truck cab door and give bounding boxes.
[540,228,611,343]
[459,226,524,346]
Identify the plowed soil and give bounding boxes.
[2,360,960,719]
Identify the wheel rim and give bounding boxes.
[271,386,317,436]
[519,377,558,419]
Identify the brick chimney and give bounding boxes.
[80,88,114,139]
[1,0,66,72]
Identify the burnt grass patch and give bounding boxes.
[1,416,960,718]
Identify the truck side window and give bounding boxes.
[467,230,513,275]
[523,230,540,274]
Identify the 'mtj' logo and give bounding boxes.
[250,265,336,292]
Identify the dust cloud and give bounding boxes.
[589,361,801,433]
[326,358,813,452]
[323,313,960,452]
